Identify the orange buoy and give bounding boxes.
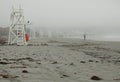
[25,34,29,42]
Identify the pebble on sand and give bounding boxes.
[91,76,102,80]
[22,70,29,73]
[80,61,86,63]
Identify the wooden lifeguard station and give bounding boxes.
[8,6,28,45]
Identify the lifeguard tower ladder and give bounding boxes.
[8,6,27,45]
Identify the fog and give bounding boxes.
[0,0,120,41]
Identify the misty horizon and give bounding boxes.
[0,0,120,41]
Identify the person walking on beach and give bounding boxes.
[84,34,86,40]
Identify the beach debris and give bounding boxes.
[90,76,102,80]
[22,70,28,73]
[41,43,48,46]
[0,61,10,65]
[70,62,74,66]
[19,57,34,61]
[27,43,40,46]
[3,57,34,62]
[80,61,86,63]
[96,61,99,63]
[10,66,26,68]
[37,62,41,64]
[0,74,18,78]
[62,74,69,77]
[52,61,58,64]
[2,58,9,61]
[88,60,94,62]
[60,74,69,78]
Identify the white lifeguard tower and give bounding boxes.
[8,6,27,45]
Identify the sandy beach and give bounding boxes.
[0,38,120,82]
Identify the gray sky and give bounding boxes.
[0,0,120,40]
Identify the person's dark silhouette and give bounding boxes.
[84,34,86,40]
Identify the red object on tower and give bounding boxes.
[25,34,29,42]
